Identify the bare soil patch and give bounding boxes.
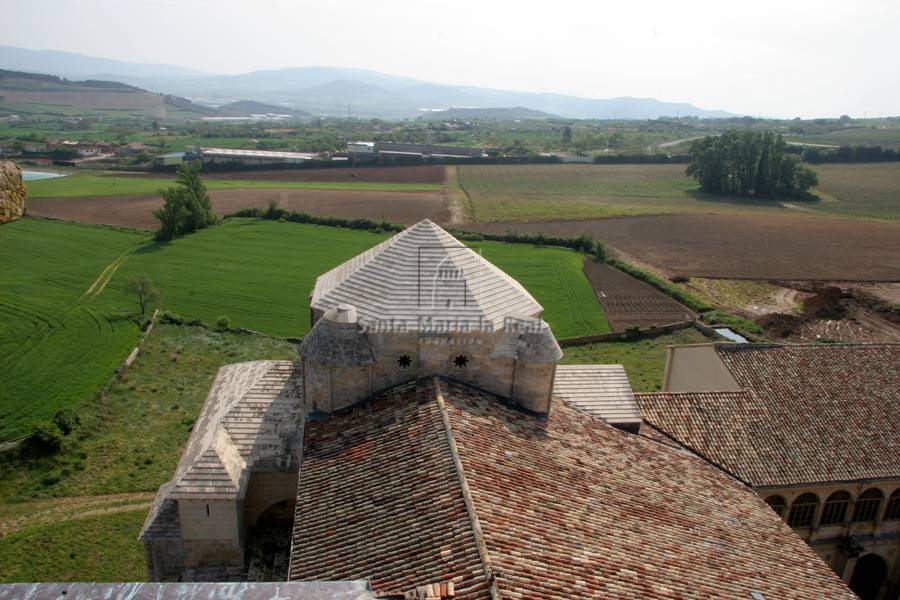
[584,260,695,331]
[29,187,450,229]
[464,214,900,282]
[756,285,900,343]
[122,165,447,184]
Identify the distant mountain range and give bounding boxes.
[0,46,738,120]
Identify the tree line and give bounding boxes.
[686,130,819,199]
[801,145,900,163]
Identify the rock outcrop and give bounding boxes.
[0,161,26,224]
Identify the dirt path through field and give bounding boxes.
[80,241,146,300]
[0,492,154,535]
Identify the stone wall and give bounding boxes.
[0,161,26,224]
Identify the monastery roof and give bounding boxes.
[141,360,303,537]
[637,343,900,487]
[289,377,853,599]
[310,220,543,331]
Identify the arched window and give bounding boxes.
[787,493,819,528]
[820,491,851,525]
[885,489,900,521]
[765,495,787,518]
[853,488,884,523]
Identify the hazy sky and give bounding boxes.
[3,0,898,118]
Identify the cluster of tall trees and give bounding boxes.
[153,162,217,240]
[686,130,819,199]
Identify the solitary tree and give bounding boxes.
[125,274,160,316]
[152,162,216,240]
[153,186,190,240]
[562,125,573,144]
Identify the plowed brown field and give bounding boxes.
[124,165,447,184]
[583,260,695,331]
[464,214,900,282]
[29,187,450,229]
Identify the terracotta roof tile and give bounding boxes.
[289,378,853,599]
[638,343,900,486]
[288,381,490,599]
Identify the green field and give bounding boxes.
[467,240,610,338]
[0,217,609,441]
[561,327,717,392]
[0,219,147,440]
[0,323,296,502]
[812,163,900,221]
[25,174,442,198]
[0,509,147,582]
[785,124,900,148]
[110,219,609,339]
[456,163,900,223]
[456,163,793,222]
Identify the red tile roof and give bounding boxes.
[638,343,900,487]
[288,381,490,599]
[289,378,853,599]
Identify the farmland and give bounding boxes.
[465,214,900,281]
[29,187,450,228]
[455,162,900,223]
[455,163,790,222]
[202,165,446,184]
[0,218,146,440]
[582,260,695,331]
[466,241,611,338]
[109,219,608,339]
[25,173,442,198]
[812,163,900,221]
[0,217,609,441]
[0,324,296,503]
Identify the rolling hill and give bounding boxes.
[0,69,216,118]
[0,46,737,120]
[218,100,311,117]
[418,107,556,120]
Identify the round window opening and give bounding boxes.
[453,354,469,369]
[397,354,412,368]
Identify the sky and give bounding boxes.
[2,0,898,118]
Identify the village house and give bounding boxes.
[140,220,861,598]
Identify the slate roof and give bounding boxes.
[141,361,303,538]
[637,343,900,487]
[554,364,640,428]
[310,220,543,331]
[289,377,853,599]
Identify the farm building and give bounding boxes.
[140,220,856,598]
[348,141,485,161]
[191,147,319,166]
[638,343,900,600]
